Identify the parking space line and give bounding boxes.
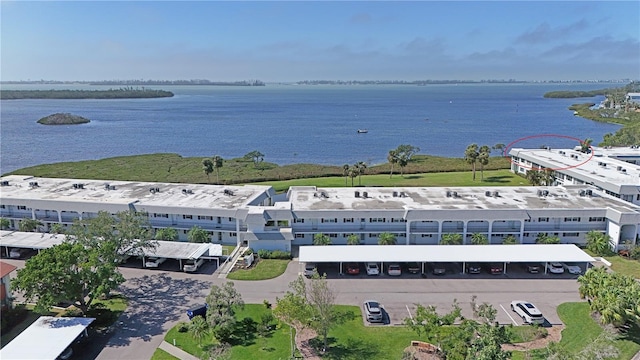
[500,304,518,326]
[406,305,413,321]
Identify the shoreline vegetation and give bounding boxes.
[4,153,513,188]
[37,113,90,125]
[0,88,174,100]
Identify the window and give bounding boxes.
[277,220,289,226]
[538,217,549,222]
[295,234,305,239]
[566,175,573,181]
[17,206,27,210]
[369,233,377,238]
[230,232,237,237]
[563,232,579,237]
[588,217,605,222]
[294,218,305,223]
[228,217,233,222]
[564,217,580,222]
[524,219,531,222]
[321,218,337,223]
[343,218,354,223]
[182,215,193,219]
[370,218,386,223]
[0,205,5,209]
[421,234,433,238]
[637,194,640,201]
[328,233,338,238]
[391,218,406,223]
[197,215,213,221]
[153,213,169,218]
[265,220,275,226]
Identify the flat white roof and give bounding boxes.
[0,316,94,360]
[0,230,65,249]
[0,231,222,259]
[299,244,595,263]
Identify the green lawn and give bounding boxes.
[226,259,290,281]
[165,304,295,360]
[318,305,417,360]
[605,255,640,279]
[252,169,525,192]
[511,302,640,360]
[150,349,179,360]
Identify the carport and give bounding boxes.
[0,230,65,256]
[298,244,595,275]
[140,241,223,269]
[0,316,94,360]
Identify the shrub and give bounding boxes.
[177,321,189,332]
[256,249,292,259]
[263,299,272,309]
[243,248,254,256]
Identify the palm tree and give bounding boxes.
[586,230,613,256]
[348,166,358,187]
[581,138,593,154]
[342,164,350,186]
[502,235,517,245]
[189,316,209,344]
[188,226,210,243]
[212,155,224,184]
[377,232,397,245]
[355,161,367,186]
[526,169,543,186]
[440,233,462,245]
[313,233,332,245]
[470,233,489,245]
[347,234,360,245]
[478,145,491,181]
[0,218,9,230]
[202,159,214,183]
[464,144,480,181]
[155,227,179,241]
[536,233,560,244]
[18,218,42,232]
[388,150,398,178]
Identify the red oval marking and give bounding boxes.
[503,134,594,171]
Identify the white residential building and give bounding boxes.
[1,175,638,252]
[509,146,640,205]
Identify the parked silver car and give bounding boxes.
[363,300,383,323]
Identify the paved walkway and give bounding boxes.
[158,341,200,360]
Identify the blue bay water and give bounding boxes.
[0,83,621,174]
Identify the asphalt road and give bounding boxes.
[3,257,584,360]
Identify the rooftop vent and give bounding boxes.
[537,190,543,196]
[150,187,160,194]
[446,191,452,197]
[586,189,593,196]
[493,191,499,197]
[362,191,368,198]
[543,190,549,196]
[29,181,39,188]
[223,189,235,196]
[72,183,84,189]
[452,191,458,198]
[617,166,623,171]
[320,191,329,198]
[400,191,407,198]
[622,168,627,173]
[485,191,492,197]
[182,189,193,194]
[104,183,110,190]
[0,181,8,186]
[579,190,587,197]
[355,191,360,198]
[392,191,398,197]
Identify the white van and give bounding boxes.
[184,258,205,272]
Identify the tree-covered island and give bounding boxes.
[0,87,173,100]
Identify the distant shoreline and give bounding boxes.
[0,88,174,100]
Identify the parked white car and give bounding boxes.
[363,300,383,323]
[562,263,582,275]
[184,258,205,272]
[9,248,30,259]
[304,262,317,277]
[548,262,565,274]
[145,257,167,268]
[387,263,402,276]
[366,262,380,276]
[511,300,545,325]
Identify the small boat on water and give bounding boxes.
[357,129,368,133]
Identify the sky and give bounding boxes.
[1,1,639,82]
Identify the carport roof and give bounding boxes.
[143,241,222,259]
[0,230,65,249]
[299,244,595,263]
[0,316,94,360]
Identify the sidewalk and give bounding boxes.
[158,340,200,360]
